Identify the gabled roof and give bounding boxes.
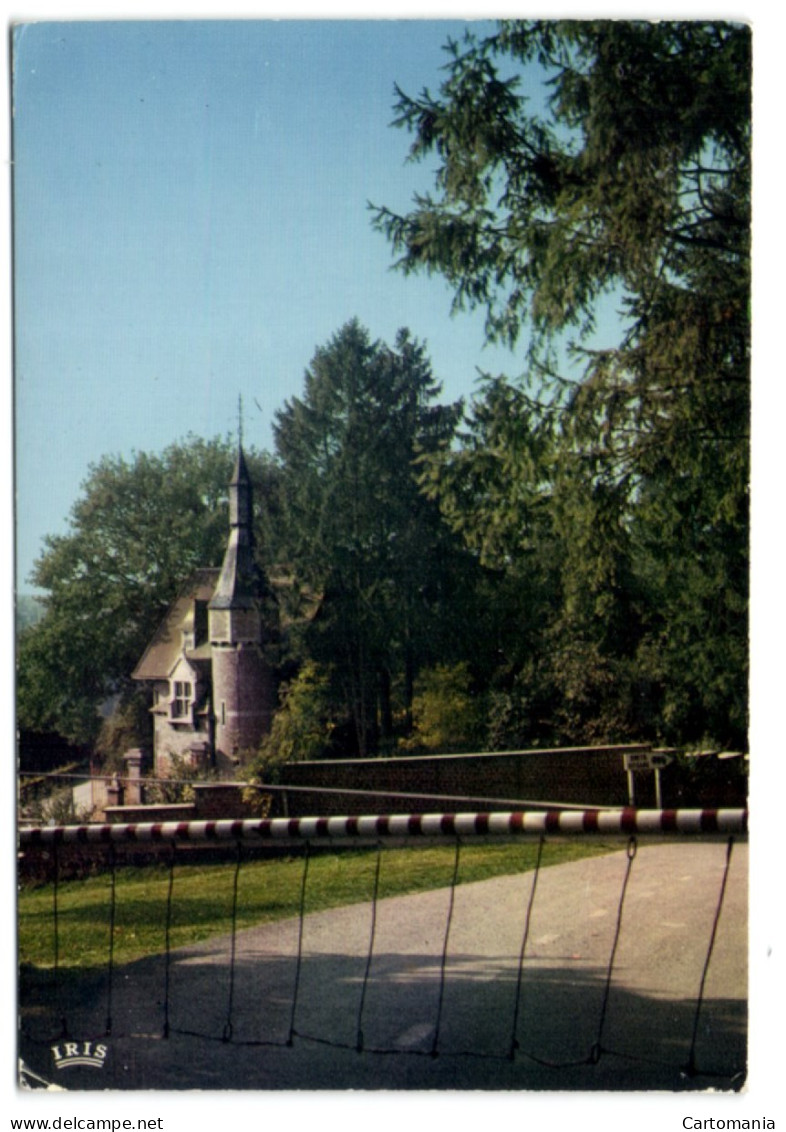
[132,569,219,682]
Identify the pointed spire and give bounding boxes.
[229,444,252,525]
[210,442,257,610]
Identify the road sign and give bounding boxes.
[624,751,674,771]
[624,750,674,807]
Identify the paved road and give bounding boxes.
[20,840,747,1092]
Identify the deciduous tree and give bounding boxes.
[17,436,280,745]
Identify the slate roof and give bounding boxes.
[209,447,258,611]
[131,569,219,683]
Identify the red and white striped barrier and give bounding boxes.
[18,807,748,846]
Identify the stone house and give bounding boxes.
[132,447,277,777]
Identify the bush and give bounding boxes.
[246,661,337,780]
[402,663,486,753]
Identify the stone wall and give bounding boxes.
[211,644,275,771]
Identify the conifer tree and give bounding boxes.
[273,320,468,755]
[373,21,750,746]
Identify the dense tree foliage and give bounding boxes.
[251,661,337,773]
[402,662,487,753]
[373,20,750,749]
[17,436,281,745]
[273,320,474,755]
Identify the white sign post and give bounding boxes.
[623,751,674,807]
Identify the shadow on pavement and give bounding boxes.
[19,942,746,1092]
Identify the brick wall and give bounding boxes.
[191,783,269,819]
[98,746,743,825]
[104,785,266,824]
[275,745,651,815]
[104,802,196,823]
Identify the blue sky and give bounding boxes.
[12,18,566,590]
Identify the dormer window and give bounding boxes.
[171,680,192,719]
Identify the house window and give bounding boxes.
[171,680,192,719]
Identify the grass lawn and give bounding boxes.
[19,840,616,971]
